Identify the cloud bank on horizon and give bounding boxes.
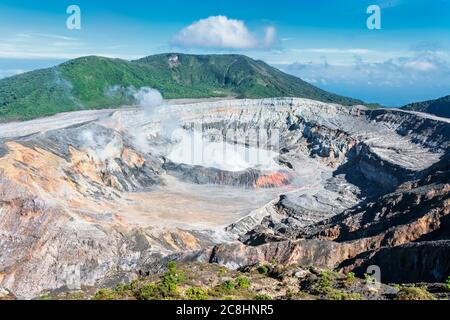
[277,47,450,106]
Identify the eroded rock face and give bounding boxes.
[343,241,450,283]
[0,97,449,298]
[164,161,291,188]
[0,124,217,298]
[207,240,359,270]
[234,143,449,282]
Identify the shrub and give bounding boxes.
[395,287,436,300]
[218,267,227,276]
[160,261,186,294]
[364,273,374,282]
[92,288,119,300]
[129,279,139,290]
[345,272,356,283]
[210,280,237,298]
[136,262,186,300]
[161,274,180,293]
[257,265,269,275]
[65,291,85,300]
[393,284,402,290]
[221,280,236,293]
[254,294,272,300]
[115,282,132,295]
[318,271,333,289]
[137,279,180,300]
[138,283,161,300]
[185,287,209,300]
[326,289,363,300]
[446,276,450,292]
[235,276,250,289]
[164,261,185,286]
[167,261,177,273]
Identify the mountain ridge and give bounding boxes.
[401,95,450,119]
[0,53,365,122]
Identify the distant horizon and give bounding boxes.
[0,51,447,108]
[1,0,449,106]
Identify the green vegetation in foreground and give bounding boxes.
[0,53,367,122]
[394,286,436,300]
[34,262,449,301]
[313,270,364,300]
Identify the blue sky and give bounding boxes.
[0,0,449,106]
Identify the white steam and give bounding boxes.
[167,129,280,172]
[88,86,280,173]
[133,87,164,110]
[127,87,172,153]
[105,85,165,112]
[80,130,123,162]
[78,87,167,163]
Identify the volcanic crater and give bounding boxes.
[0,97,449,298]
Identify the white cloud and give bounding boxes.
[263,26,277,48]
[404,60,436,71]
[276,51,450,106]
[0,33,141,60]
[52,41,85,47]
[29,33,79,41]
[0,46,142,60]
[171,16,277,49]
[293,48,374,55]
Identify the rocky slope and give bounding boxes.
[0,97,449,299]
